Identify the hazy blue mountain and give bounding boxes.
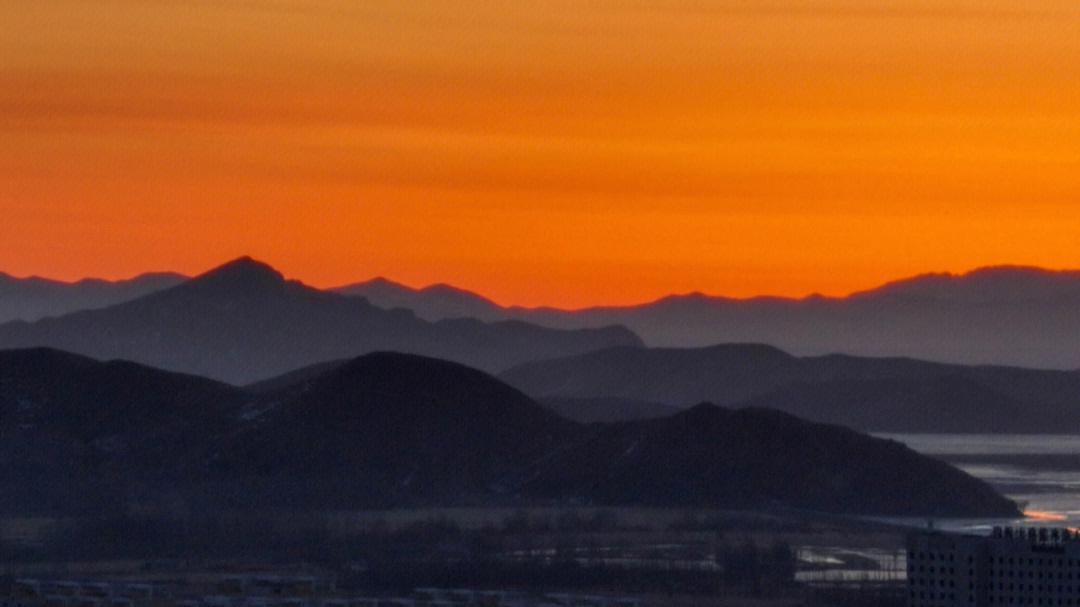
[333,277,508,322]
[13,263,1080,368]
[0,258,642,384]
[0,347,1018,517]
[499,344,1080,433]
[853,266,1080,303]
[0,271,186,323]
[336,266,1080,369]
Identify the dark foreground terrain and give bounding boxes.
[0,347,1017,518]
[1,507,908,607]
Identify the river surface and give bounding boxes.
[795,435,1080,583]
[876,434,1080,533]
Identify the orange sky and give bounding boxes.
[4,0,1080,307]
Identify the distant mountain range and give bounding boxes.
[499,344,1080,433]
[339,266,1080,369]
[0,347,1018,518]
[334,277,505,324]
[0,271,186,323]
[9,263,1080,369]
[0,258,641,384]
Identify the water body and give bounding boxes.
[877,434,1080,533]
[793,435,1080,583]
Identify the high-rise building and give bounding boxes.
[908,527,1080,607]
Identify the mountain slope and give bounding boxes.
[220,352,577,508]
[13,263,1080,369]
[0,258,642,384]
[0,348,1017,517]
[0,271,186,323]
[499,344,1080,433]
[537,397,681,423]
[518,404,1018,516]
[852,266,1080,303]
[333,277,508,322]
[331,266,1080,369]
[0,348,250,515]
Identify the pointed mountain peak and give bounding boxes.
[364,276,405,287]
[185,257,287,291]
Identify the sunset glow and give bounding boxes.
[4,0,1080,306]
[1024,510,1068,522]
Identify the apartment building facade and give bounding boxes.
[908,528,1080,607]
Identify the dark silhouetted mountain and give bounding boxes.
[517,404,1018,517]
[0,271,186,323]
[252,364,682,423]
[0,258,642,384]
[335,266,1080,369]
[499,344,1080,433]
[0,348,1017,518]
[333,277,507,322]
[243,358,349,393]
[219,352,577,508]
[537,397,681,423]
[0,348,250,515]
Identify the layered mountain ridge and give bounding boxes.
[338,266,1080,369]
[0,271,186,323]
[9,261,1080,369]
[0,347,1018,518]
[0,258,641,384]
[499,343,1080,432]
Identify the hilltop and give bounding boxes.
[0,347,1018,518]
[0,258,641,384]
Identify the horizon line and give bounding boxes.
[7,257,1080,310]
